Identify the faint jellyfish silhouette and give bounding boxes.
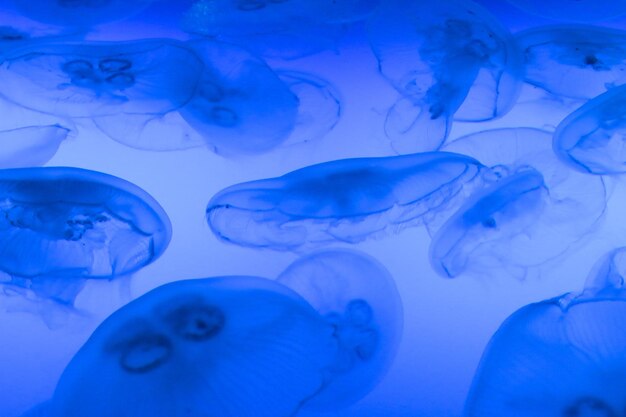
[504,0,626,22]
[206,151,483,251]
[368,0,523,153]
[584,247,626,297]
[429,128,606,278]
[0,167,171,308]
[277,249,403,410]
[47,276,338,417]
[0,125,70,168]
[553,84,626,175]
[516,25,626,100]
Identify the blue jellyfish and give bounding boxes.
[11,0,156,27]
[516,25,626,100]
[0,125,70,168]
[553,84,626,175]
[367,0,523,153]
[0,39,204,119]
[47,276,338,417]
[0,167,171,306]
[584,247,626,298]
[429,128,606,278]
[206,151,483,251]
[504,0,626,22]
[464,290,626,416]
[277,249,403,410]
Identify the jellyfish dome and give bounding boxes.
[206,151,483,251]
[0,167,171,305]
[584,247,626,298]
[47,276,338,417]
[277,249,403,410]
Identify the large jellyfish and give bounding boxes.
[46,276,338,417]
[367,0,523,153]
[516,25,626,100]
[553,84,626,175]
[277,249,403,410]
[0,167,171,306]
[503,0,626,22]
[0,39,204,119]
[0,125,70,168]
[429,128,606,278]
[206,151,483,251]
[11,0,156,27]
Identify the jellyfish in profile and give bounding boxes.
[11,0,156,27]
[429,128,606,278]
[367,0,523,153]
[516,25,626,101]
[0,125,70,168]
[0,167,171,307]
[504,0,626,22]
[206,151,483,251]
[553,84,626,175]
[277,249,403,410]
[47,276,338,417]
[0,39,204,120]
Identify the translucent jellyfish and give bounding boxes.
[553,84,626,175]
[368,0,523,153]
[0,125,70,168]
[504,0,626,22]
[206,151,483,251]
[584,247,626,297]
[464,291,626,416]
[0,39,204,119]
[11,0,156,27]
[0,167,171,306]
[516,25,626,100]
[47,276,338,417]
[430,128,606,278]
[277,249,403,410]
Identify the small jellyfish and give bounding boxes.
[464,291,626,416]
[584,247,626,297]
[47,276,338,417]
[553,84,626,175]
[0,39,204,119]
[0,167,171,306]
[429,128,606,278]
[515,25,626,100]
[206,151,483,251]
[368,0,523,153]
[11,0,156,27]
[503,0,626,22]
[0,125,70,168]
[277,249,403,410]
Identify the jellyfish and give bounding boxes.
[367,0,523,153]
[0,39,204,120]
[553,84,626,175]
[0,125,70,168]
[464,290,626,416]
[206,151,483,251]
[277,249,403,410]
[503,0,626,22]
[429,128,606,278]
[46,276,338,417]
[0,167,171,307]
[11,0,156,27]
[584,247,626,298]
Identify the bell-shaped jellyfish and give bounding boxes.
[277,249,403,410]
[206,151,483,251]
[553,84,626,175]
[515,25,626,100]
[0,167,171,306]
[11,0,156,27]
[429,128,606,278]
[464,290,626,416]
[0,39,203,119]
[0,125,70,168]
[367,0,523,153]
[47,276,338,417]
[503,0,626,22]
[584,247,626,298]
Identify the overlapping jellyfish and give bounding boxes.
[503,0,626,22]
[515,25,626,101]
[183,0,379,59]
[97,39,341,155]
[206,151,482,251]
[428,128,606,278]
[553,84,626,175]
[464,247,626,417]
[11,0,156,27]
[36,250,402,416]
[367,0,523,153]
[0,167,171,308]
